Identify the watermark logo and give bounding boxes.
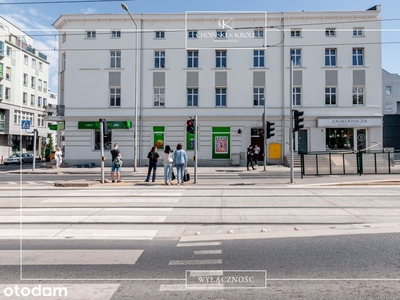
[186,270,266,289]
[3,285,68,297]
[218,18,234,30]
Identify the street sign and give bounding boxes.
[21,120,31,129]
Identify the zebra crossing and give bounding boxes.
[1,181,55,186]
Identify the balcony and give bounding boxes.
[44,104,65,117]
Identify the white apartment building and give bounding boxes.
[0,16,50,160]
[52,5,382,166]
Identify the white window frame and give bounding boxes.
[216,30,227,39]
[325,87,337,106]
[39,62,43,71]
[353,27,364,37]
[23,92,27,105]
[154,51,165,69]
[111,30,121,38]
[110,88,121,107]
[187,51,198,68]
[188,31,198,38]
[5,87,10,101]
[6,46,12,56]
[253,50,265,68]
[253,87,265,106]
[6,67,11,80]
[187,88,198,107]
[110,50,121,68]
[23,73,28,86]
[215,88,227,107]
[325,28,336,37]
[386,86,392,95]
[24,55,28,65]
[38,79,42,91]
[155,31,165,39]
[30,94,35,106]
[352,48,364,66]
[37,96,42,108]
[31,76,35,89]
[86,31,96,38]
[291,49,302,67]
[290,29,301,37]
[254,28,264,38]
[31,58,36,68]
[352,86,364,106]
[325,48,336,67]
[153,88,165,107]
[216,50,227,68]
[385,103,392,111]
[292,87,302,106]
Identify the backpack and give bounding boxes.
[113,156,122,168]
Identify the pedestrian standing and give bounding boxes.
[45,144,51,162]
[173,143,188,185]
[246,145,255,171]
[55,146,63,169]
[163,145,173,185]
[145,146,160,182]
[110,143,122,183]
[253,144,260,166]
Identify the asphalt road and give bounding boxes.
[0,234,399,299]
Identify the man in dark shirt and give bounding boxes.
[110,143,122,183]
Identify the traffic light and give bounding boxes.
[100,119,109,135]
[259,129,264,138]
[186,118,194,134]
[293,110,304,132]
[267,121,275,139]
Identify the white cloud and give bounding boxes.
[79,7,97,14]
[28,8,38,16]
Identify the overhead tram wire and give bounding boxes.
[0,0,135,4]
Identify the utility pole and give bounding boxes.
[194,115,198,184]
[289,53,294,183]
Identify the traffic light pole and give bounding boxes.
[100,120,105,184]
[32,129,37,172]
[194,115,198,184]
[263,100,267,172]
[289,54,294,184]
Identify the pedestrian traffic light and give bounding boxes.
[259,128,264,138]
[267,121,275,139]
[100,119,109,135]
[186,118,195,134]
[293,110,304,132]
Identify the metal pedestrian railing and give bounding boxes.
[301,150,399,177]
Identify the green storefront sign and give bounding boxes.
[212,127,230,159]
[153,126,165,150]
[78,121,132,130]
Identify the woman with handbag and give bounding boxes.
[163,145,174,185]
[173,143,188,185]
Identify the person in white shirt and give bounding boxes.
[163,145,173,185]
[253,144,260,166]
[55,147,63,169]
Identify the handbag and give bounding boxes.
[184,168,190,182]
[172,171,176,180]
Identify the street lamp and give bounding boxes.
[121,3,139,172]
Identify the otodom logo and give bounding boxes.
[3,285,68,297]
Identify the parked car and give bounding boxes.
[4,153,34,165]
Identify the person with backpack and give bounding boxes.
[145,146,160,182]
[110,143,122,183]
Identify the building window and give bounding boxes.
[253,88,265,106]
[155,31,165,39]
[62,53,66,71]
[353,27,364,37]
[386,86,392,95]
[5,87,10,101]
[38,79,42,91]
[44,81,47,92]
[187,88,198,107]
[290,29,301,37]
[94,130,112,150]
[326,128,354,150]
[38,96,42,108]
[325,49,336,66]
[292,87,301,106]
[30,95,35,106]
[6,67,11,80]
[0,85,2,100]
[325,28,336,36]
[290,49,301,67]
[23,73,28,86]
[325,87,337,106]
[0,63,3,78]
[110,50,121,68]
[154,51,165,68]
[62,32,66,43]
[39,62,43,71]
[352,87,364,105]
[386,103,392,111]
[254,28,263,38]
[31,77,35,88]
[154,88,165,107]
[24,55,28,65]
[23,92,27,105]
[188,31,198,38]
[31,58,36,68]
[187,51,198,68]
[38,115,45,127]
[86,31,96,38]
[215,88,227,107]
[110,88,121,107]
[216,50,227,68]
[43,98,47,108]
[6,46,12,56]
[216,30,227,39]
[111,30,121,38]
[352,48,364,66]
[0,41,3,56]
[253,50,265,68]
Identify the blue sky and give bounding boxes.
[1,0,400,92]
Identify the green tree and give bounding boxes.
[48,135,54,151]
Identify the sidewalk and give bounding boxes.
[7,164,400,186]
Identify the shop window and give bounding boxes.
[94,130,112,150]
[326,128,354,150]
